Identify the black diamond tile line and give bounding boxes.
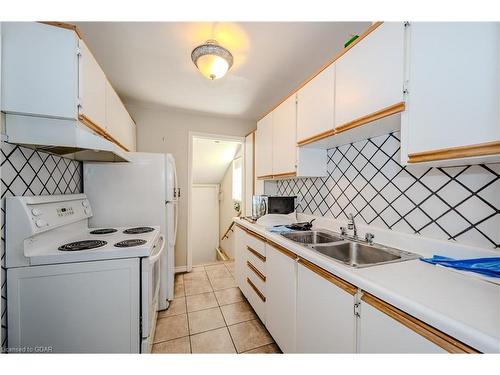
[277,132,500,250]
[0,141,83,350]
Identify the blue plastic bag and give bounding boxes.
[420,255,500,278]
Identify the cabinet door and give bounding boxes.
[335,22,405,128]
[265,244,296,353]
[79,39,107,128]
[296,263,356,353]
[1,22,78,119]
[296,64,335,143]
[403,22,500,165]
[127,117,137,152]
[359,300,446,353]
[234,227,247,297]
[255,113,273,177]
[272,95,297,175]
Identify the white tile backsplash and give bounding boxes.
[0,141,82,350]
[277,132,500,250]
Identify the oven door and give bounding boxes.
[141,235,165,347]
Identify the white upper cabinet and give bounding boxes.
[296,262,356,353]
[78,39,107,128]
[272,95,297,175]
[335,22,405,129]
[255,113,274,177]
[402,22,500,166]
[1,22,78,119]
[296,64,335,143]
[265,244,297,353]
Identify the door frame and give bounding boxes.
[187,131,245,272]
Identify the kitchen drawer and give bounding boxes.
[246,277,266,324]
[246,261,266,293]
[246,245,266,276]
[244,230,266,258]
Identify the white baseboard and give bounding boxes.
[174,266,188,273]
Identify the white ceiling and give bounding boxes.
[75,22,370,120]
[192,138,241,184]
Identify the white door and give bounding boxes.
[265,244,297,353]
[296,263,356,353]
[191,185,219,266]
[335,22,405,127]
[296,64,335,143]
[78,39,106,128]
[255,113,273,177]
[359,300,446,353]
[272,95,297,175]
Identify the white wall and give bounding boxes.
[219,146,243,258]
[127,101,255,268]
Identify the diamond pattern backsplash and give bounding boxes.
[0,141,83,350]
[277,132,500,250]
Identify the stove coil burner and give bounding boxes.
[123,227,155,234]
[90,228,118,235]
[114,239,148,248]
[58,240,107,251]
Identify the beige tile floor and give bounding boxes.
[152,261,282,354]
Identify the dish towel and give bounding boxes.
[420,255,500,278]
[268,225,294,234]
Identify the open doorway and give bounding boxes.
[187,133,245,270]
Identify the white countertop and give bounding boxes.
[234,218,500,353]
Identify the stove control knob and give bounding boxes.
[35,219,47,228]
[31,208,43,216]
[84,208,91,215]
[82,200,90,208]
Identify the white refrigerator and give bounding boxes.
[83,152,178,309]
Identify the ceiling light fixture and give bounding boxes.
[191,39,233,80]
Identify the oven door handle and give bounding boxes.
[148,235,166,264]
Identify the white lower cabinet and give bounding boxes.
[358,298,446,353]
[265,243,297,353]
[296,261,356,353]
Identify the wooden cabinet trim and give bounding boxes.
[78,114,130,152]
[297,129,336,146]
[408,140,500,163]
[297,102,405,147]
[246,246,266,263]
[39,21,83,39]
[298,257,357,295]
[235,223,267,243]
[272,171,297,179]
[268,241,297,260]
[257,174,275,180]
[335,101,406,133]
[361,293,480,353]
[247,261,266,282]
[258,22,384,122]
[247,278,266,302]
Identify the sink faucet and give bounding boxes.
[347,213,357,238]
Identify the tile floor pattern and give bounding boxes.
[152,261,281,354]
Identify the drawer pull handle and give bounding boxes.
[247,278,266,302]
[246,261,266,282]
[247,246,266,262]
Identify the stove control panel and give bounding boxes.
[11,195,93,234]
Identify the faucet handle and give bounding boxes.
[365,233,375,244]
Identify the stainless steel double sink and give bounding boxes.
[280,230,419,268]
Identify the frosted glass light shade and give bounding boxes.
[191,40,233,80]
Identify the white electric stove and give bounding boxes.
[5,194,164,353]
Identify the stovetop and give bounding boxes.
[24,225,161,266]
